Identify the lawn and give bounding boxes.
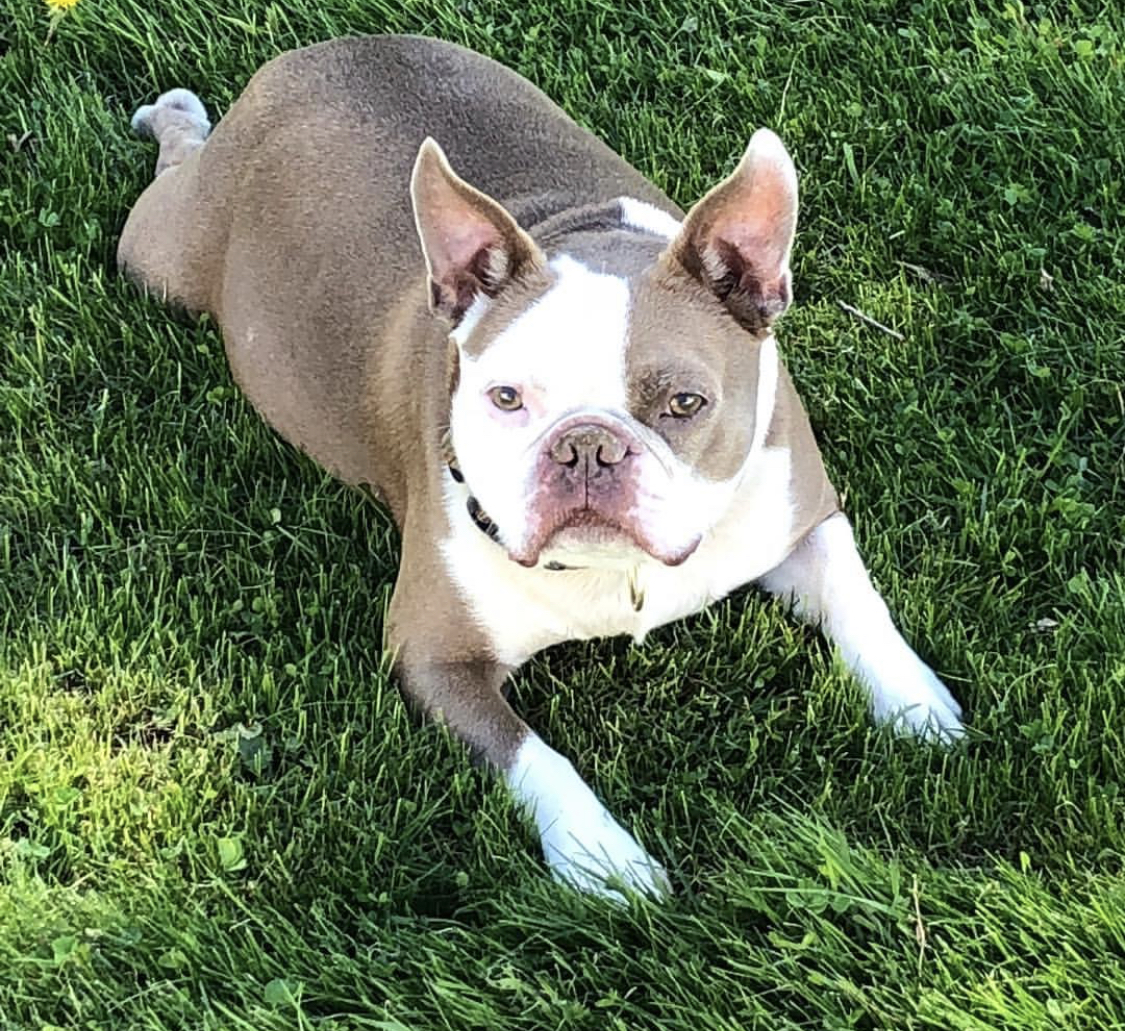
[2,0,1124,1027]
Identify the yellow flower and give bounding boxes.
[46,0,81,10]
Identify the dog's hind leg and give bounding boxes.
[117,89,219,314]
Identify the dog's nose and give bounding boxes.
[548,424,630,469]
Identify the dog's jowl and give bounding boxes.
[119,35,964,898]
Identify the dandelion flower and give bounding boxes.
[44,0,80,40]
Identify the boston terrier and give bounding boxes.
[118,35,964,899]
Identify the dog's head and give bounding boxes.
[411,131,797,569]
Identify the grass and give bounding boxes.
[2,0,1124,1026]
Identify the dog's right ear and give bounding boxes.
[410,138,545,325]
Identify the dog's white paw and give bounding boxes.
[541,805,670,901]
[506,735,670,901]
[131,88,211,137]
[757,514,966,747]
[864,647,965,744]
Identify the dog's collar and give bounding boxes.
[447,454,502,543]
[442,431,574,572]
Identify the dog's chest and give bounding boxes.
[439,447,796,666]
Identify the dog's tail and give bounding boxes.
[130,88,212,176]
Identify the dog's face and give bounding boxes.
[411,133,797,569]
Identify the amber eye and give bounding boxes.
[488,385,523,412]
[668,392,707,418]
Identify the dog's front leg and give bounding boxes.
[759,512,965,742]
[392,648,669,900]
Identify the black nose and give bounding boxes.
[549,424,629,469]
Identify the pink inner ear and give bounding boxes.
[439,218,502,273]
[712,164,795,275]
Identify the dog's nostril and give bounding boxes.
[550,427,630,469]
[595,440,627,466]
[549,440,580,467]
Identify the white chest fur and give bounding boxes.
[439,446,795,666]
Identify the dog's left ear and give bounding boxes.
[669,129,798,332]
[411,138,545,325]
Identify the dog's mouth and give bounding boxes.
[558,508,624,533]
[507,504,700,569]
[541,509,637,555]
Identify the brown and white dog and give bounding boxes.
[118,35,964,898]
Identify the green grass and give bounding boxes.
[2,0,1124,1026]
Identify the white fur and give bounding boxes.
[759,513,964,741]
[506,735,669,899]
[440,444,793,664]
[449,255,785,572]
[450,293,491,348]
[461,253,630,403]
[450,256,632,549]
[131,88,211,137]
[618,197,682,240]
[701,248,730,284]
[750,335,779,455]
[441,288,791,662]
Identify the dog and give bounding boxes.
[118,35,964,898]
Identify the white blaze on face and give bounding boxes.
[450,255,631,543]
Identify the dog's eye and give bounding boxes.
[488,385,523,412]
[668,392,707,418]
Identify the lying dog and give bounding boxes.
[118,35,964,898]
